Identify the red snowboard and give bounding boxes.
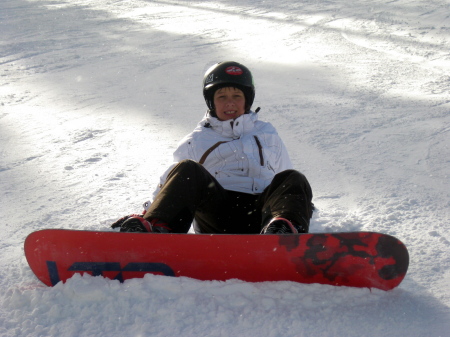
[24,229,409,290]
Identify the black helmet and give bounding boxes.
[202,61,255,114]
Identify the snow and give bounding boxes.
[1,0,449,335]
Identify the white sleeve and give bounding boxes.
[150,138,193,201]
[277,139,294,172]
[150,162,177,201]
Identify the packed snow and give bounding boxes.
[1,0,449,336]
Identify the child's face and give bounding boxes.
[213,87,246,121]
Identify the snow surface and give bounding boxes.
[1,0,449,335]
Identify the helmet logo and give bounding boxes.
[205,73,214,84]
[225,66,243,75]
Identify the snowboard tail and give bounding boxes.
[24,230,409,290]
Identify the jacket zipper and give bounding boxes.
[253,136,264,166]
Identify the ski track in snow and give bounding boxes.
[1,0,449,336]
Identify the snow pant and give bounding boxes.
[144,159,313,234]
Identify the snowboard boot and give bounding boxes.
[261,217,302,234]
[114,216,171,233]
[148,218,172,233]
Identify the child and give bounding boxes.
[112,61,313,234]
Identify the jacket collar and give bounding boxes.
[202,111,258,138]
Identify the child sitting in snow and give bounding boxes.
[112,61,313,234]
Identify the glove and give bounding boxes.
[111,214,151,232]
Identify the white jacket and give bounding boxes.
[151,111,292,200]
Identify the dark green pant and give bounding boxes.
[144,160,313,234]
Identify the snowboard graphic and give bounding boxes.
[24,229,409,290]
